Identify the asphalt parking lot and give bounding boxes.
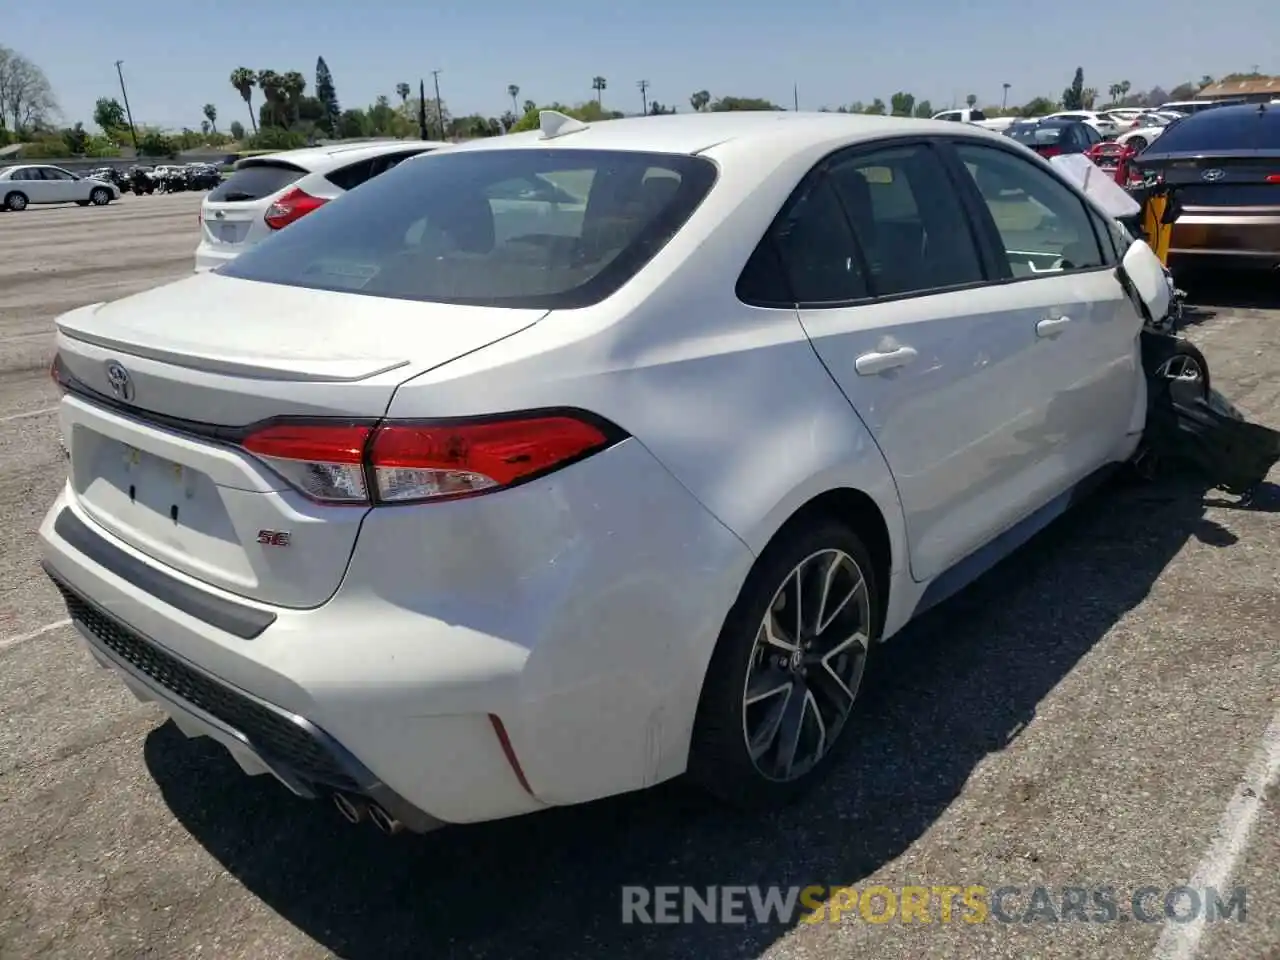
[0,194,1276,960]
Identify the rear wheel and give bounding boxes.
[688,517,879,809]
[4,191,28,211]
[1127,136,1148,152]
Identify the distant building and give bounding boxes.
[1194,76,1280,104]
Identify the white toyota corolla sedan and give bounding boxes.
[40,110,1171,835]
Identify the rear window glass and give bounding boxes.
[208,162,306,202]
[970,109,986,120]
[1009,124,1065,145]
[218,148,718,310]
[1149,107,1280,153]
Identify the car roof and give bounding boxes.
[428,111,1008,160]
[245,139,452,172]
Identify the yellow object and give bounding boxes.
[1141,190,1174,266]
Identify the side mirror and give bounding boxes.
[1119,238,1170,322]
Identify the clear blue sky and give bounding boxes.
[10,0,1279,131]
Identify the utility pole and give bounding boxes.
[418,79,429,140]
[431,69,445,140]
[114,60,139,152]
[793,84,799,111]
[1001,82,1011,111]
[637,79,649,116]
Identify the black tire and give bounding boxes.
[687,515,880,809]
[1128,136,1147,152]
[4,190,28,211]
[1157,339,1210,397]
[90,187,111,206]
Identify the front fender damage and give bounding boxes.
[1139,330,1280,500]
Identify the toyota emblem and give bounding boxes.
[1201,168,1225,182]
[105,361,134,402]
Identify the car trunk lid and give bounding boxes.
[54,272,546,609]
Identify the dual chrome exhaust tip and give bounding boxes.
[332,792,403,835]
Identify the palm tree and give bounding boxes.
[202,103,217,134]
[229,67,258,133]
[690,90,710,112]
[396,82,411,106]
[591,76,607,106]
[256,70,283,127]
[282,71,306,124]
[507,84,520,115]
[522,99,536,114]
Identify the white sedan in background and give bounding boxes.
[0,164,121,211]
[41,111,1172,835]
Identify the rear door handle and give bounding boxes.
[1036,316,1072,338]
[854,346,918,376]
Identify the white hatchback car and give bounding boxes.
[42,111,1171,835]
[1,164,121,211]
[194,139,450,271]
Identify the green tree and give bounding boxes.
[93,97,126,135]
[229,67,257,133]
[1062,67,1085,110]
[522,98,536,114]
[315,56,341,135]
[202,103,217,133]
[61,122,89,154]
[709,95,782,111]
[137,128,176,157]
[591,75,607,106]
[255,70,284,127]
[507,84,520,115]
[690,90,711,112]
[282,71,306,124]
[336,109,366,138]
[889,91,915,116]
[396,82,411,106]
[229,119,245,140]
[864,98,886,115]
[913,99,933,118]
[1020,96,1058,117]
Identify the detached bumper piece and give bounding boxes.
[45,567,443,834]
[1141,330,1280,499]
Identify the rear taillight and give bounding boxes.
[263,187,327,230]
[1266,174,1280,184]
[239,412,622,506]
[50,354,69,392]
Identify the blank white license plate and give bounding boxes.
[217,222,246,243]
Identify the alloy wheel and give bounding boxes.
[1156,353,1203,384]
[742,548,870,782]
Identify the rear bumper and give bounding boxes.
[39,437,753,827]
[193,243,242,273]
[1169,210,1280,270]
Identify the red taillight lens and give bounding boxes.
[239,413,619,505]
[50,353,69,392]
[1265,174,1280,184]
[1039,146,1062,158]
[369,415,614,503]
[263,187,327,230]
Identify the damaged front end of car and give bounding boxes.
[1138,329,1280,502]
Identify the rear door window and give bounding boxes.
[208,162,307,203]
[827,144,985,296]
[218,148,718,309]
